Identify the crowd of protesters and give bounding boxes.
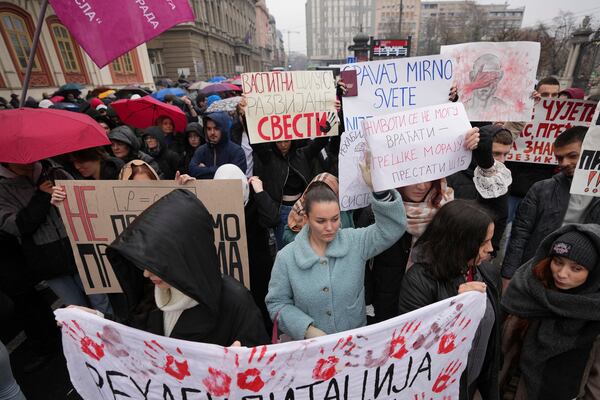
[1,72,600,400]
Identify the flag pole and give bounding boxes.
[19,0,49,107]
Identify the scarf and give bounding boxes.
[155,286,199,337]
[404,180,454,267]
[287,173,340,233]
[502,261,600,399]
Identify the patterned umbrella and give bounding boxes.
[206,96,242,113]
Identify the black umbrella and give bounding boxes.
[114,85,151,99]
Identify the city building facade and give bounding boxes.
[418,1,524,55]
[147,0,285,82]
[306,0,376,65]
[374,0,421,56]
[0,0,154,99]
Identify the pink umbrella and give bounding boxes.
[0,108,110,163]
[110,95,187,132]
[200,83,242,94]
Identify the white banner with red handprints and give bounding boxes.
[440,41,540,122]
[56,292,485,399]
[508,99,597,165]
[571,102,600,196]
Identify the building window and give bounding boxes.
[50,23,80,73]
[0,12,39,71]
[148,49,166,77]
[112,52,135,74]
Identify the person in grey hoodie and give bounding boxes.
[108,125,163,178]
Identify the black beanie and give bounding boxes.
[550,231,598,271]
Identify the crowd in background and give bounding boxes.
[1,74,600,400]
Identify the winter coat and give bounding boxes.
[0,161,77,280]
[188,112,246,179]
[578,336,600,399]
[398,261,501,400]
[178,123,204,175]
[266,191,406,340]
[253,137,329,204]
[506,162,555,198]
[143,127,181,179]
[502,172,600,279]
[502,224,600,400]
[108,125,163,178]
[106,189,269,346]
[244,189,280,331]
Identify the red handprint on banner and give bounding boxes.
[202,367,232,397]
[437,316,472,354]
[388,320,422,359]
[144,340,190,381]
[414,392,452,400]
[432,360,463,393]
[235,345,277,392]
[62,320,105,361]
[312,334,362,380]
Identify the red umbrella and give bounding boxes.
[0,108,110,164]
[110,96,187,132]
[200,82,242,94]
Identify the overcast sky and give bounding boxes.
[265,0,600,55]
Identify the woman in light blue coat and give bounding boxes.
[266,166,407,340]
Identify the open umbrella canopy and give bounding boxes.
[200,83,242,94]
[54,82,84,97]
[188,81,213,91]
[0,108,110,164]
[151,87,186,101]
[208,76,227,83]
[114,85,151,99]
[111,96,187,132]
[206,96,242,113]
[89,86,113,97]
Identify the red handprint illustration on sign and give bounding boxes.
[437,316,471,354]
[62,320,105,361]
[144,340,190,381]
[432,360,463,393]
[312,335,361,381]
[202,367,232,397]
[236,345,277,392]
[414,392,452,400]
[389,320,421,359]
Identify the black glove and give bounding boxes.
[472,128,494,169]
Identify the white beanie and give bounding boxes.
[214,164,250,206]
[130,94,142,100]
[39,99,53,108]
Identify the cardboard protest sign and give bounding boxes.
[55,180,249,294]
[49,0,194,68]
[507,98,597,164]
[364,103,472,191]
[242,71,339,143]
[338,55,455,211]
[440,41,540,122]
[56,291,486,399]
[570,102,600,196]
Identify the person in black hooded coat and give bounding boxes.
[178,122,204,175]
[142,126,181,179]
[105,189,269,346]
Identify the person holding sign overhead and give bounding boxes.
[265,157,407,340]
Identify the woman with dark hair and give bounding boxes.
[68,147,124,180]
[501,224,600,400]
[266,164,406,340]
[397,200,500,400]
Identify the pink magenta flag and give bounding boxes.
[48,0,195,68]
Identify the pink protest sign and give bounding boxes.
[49,0,195,68]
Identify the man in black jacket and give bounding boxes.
[502,126,600,289]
